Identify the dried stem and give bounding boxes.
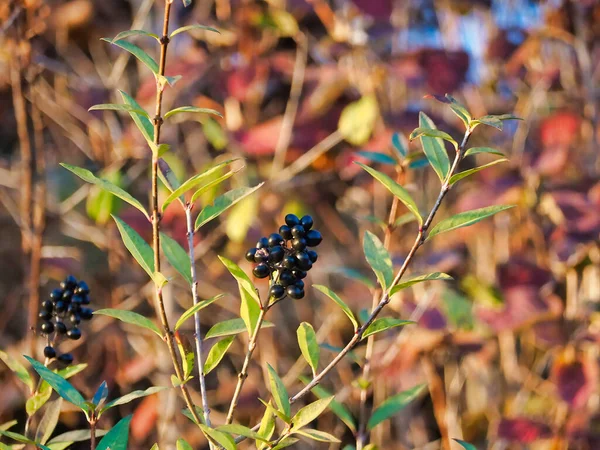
[237,127,473,444]
[185,206,211,427]
[150,0,202,426]
[90,418,97,450]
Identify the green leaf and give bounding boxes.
[203,336,235,375]
[417,112,450,182]
[453,439,477,450]
[86,168,122,225]
[61,164,149,219]
[257,403,276,449]
[99,387,165,415]
[216,424,268,443]
[205,318,274,339]
[174,294,224,331]
[182,0,191,7]
[162,159,239,211]
[293,429,341,443]
[181,406,206,425]
[96,415,132,450]
[195,184,263,231]
[27,364,88,417]
[472,116,502,130]
[355,151,396,165]
[101,38,158,74]
[164,106,222,120]
[0,351,34,392]
[291,397,333,430]
[0,420,17,431]
[391,132,407,158]
[409,127,458,150]
[267,364,291,419]
[356,163,422,225]
[394,212,418,228]
[297,323,319,376]
[427,205,514,240]
[445,94,472,128]
[158,158,181,192]
[199,425,236,450]
[92,381,108,407]
[0,429,34,444]
[338,95,378,146]
[389,272,453,296]
[363,230,394,290]
[35,398,62,445]
[150,444,159,450]
[88,103,149,117]
[298,377,356,432]
[449,158,508,185]
[175,334,194,379]
[119,90,154,143]
[189,170,238,204]
[313,285,358,330]
[330,267,375,289]
[47,429,108,445]
[24,357,86,411]
[272,437,299,449]
[361,318,413,339]
[226,194,258,244]
[112,29,160,42]
[203,117,229,150]
[160,233,192,285]
[464,147,505,158]
[442,290,474,330]
[170,24,220,39]
[94,308,162,338]
[367,384,425,430]
[176,439,193,450]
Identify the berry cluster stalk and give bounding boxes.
[150,0,202,426]
[238,126,473,444]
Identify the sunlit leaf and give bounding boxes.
[61,164,149,219]
[272,437,299,449]
[363,231,393,290]
[195,184,263,231]
[96,415,132,450]
[338,95,378,146]
[267,364,291,420]
[88,103,149,117]
[119,90,154,143]
[94,308,162,338]
[454,439,477,450]
[164,106,222,120]
[35,398,62,445]
[99,387,165,415]
[47,429,108,445]
[0,351,34,392]
[101,38,158,74]
[464,147,505,158]
[298,377,356,432]
[257,403,276,449]
[391,132,407,158]
[170,24,220,39]
[297,323,319,376]
[291,397,333,430]
[176,439,193,450]
[175,333,194,379]
[174,294,224,331]
[367,384,425,429]
[313,285,358,330]
[356,151,396,165]
[417,112,450,182]
[112,29,160,42]
[389,272,453,295]
[449,158,508,185]
[199,425,236,450]
[409,127,457,150]
[203,336,235,375]
[205,318,274,339]
[91,381,108,407]
[226,195,258,243]
[217,424,268,443]
[362,318,413,339]
[427,205,514,240]
[293,429,341,443]
[160,233,192,285]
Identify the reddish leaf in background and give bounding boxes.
[539,111,580,148]
[419,50,469,95]
[351,0,392,20]
[498,259,552,289]
[497,418,553,443]
[224,61,270,102]
[131,394,159,442]
[552,356,597,409]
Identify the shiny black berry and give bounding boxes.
[67,328,81,340]
[76,281,90,295]
[39,310,52,321]
[61,275,77,290]
[41,321,54,334]
[253,263,270,278]
[295,279,305,290]
[71,295,84,305]
[300,215,313,231]
[69,313,81,325]
[292,269,307,279]
[306,230,322,247]
[55,301,67,313]
[256,237,269,249]
[279,225,292,240]
[67,304,80,314]
[291,225,305,238]
[80,308,93,321]
[50,289,63,300]
[245,248,258,262]
[254,251,269,263]
[280,270,295,286]
[62,290,73,301]
[44,346,56,359]
[268,246,284,263]
[269,284,285,299]
[42,300,54,312]
[292,237,307,251]
[56,321,67,334]
[81,295,91,305]
[285,214,300,227]
[268,233,284,247]
[295,252,312,270]
[57,353,73,365]
[307,250,318,263]
[286,285,304,299]
[283,255,296,270]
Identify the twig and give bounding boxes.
[150,0,203,426]
[185,206,212,427]
[90,417,97,450]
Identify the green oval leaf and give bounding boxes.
[47,429,108,445]
[199,425,236,450]
[338,95,378,146]
[92,381,108,407]
[195,184,263,231]
[61,164,149,219]
[362,318,413,339]
[391,132,407,158]
[298,378,356,432]
[416,112,450,182]
[203,336,235,375]
[454,439,478,450]
[35,398,62,445]
[160,232,192,285]
[297,323,319,376]
[363,230,393,290]
[427,205,514,241]
[24,357,86,411]
[94,308,163,338]
[119,90,154,143]
[111,215,158,281]
[101,38,158,74]
[99,387,166,415]
[389,272,453,296]
[176,439,193,450]
[464,147,505,158]
[449,158,508,185]
[313,285,358,330]
[88,103,149,117]
[291,397,333,430]
[367,384,425,430]
[96,415,132,450]
[267,364,291,419]
[175,294,224,331]
[355,151,396,165]
[409,127,458,150]
[293,429,341,443]
[112,29,160,42]
[205,318,274,339]
[170,24,220,38]
[356,163,422,225]
[217,424,268,443]
[164,106,222,120]
[0,351,35,392]
[329,267,375,289]
[219,256,261,334]
[189,170,238,204]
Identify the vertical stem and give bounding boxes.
[225,308,267,424]
[185,207,212,427]
[150,0,202,427]
[90,418,97,450]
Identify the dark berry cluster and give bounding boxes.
[246,214,322,300]
[39,275,93,365]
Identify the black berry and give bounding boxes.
[295,252,312,270]
[67,328,81,340]
[61,275,77,290]
[76,281,90,295]
[56,321,67,334]
[285,214,300,227]
[43,346,56,359]
[269,284,285,299]
[292,269,307,279]
[307,250,318,263]
[80,308,93,321]
[42,300,54,312]
[256,237,269,249]
[245,248,258,262]
[292,237,307,251]
[268,246,284,263]
[280,270,295,286]
[305,230,322,247]
[81,295,91,305]
[283,255,296,270]
[279,225,292,240]
[71,295,84,305]
[254,251,269,263]
[50,289,63,300]
[291,225,305,238]
[268,233,283,247]
[295,279,305,290]
[62,290,73,301]
[41,321,54,334]
[55,301,67,313]
[286,285,304,299]
[57,353,73,365]
[39,310,52,321]
[300,215,313,231]
[253,263,270,278]
[69,313,81,325]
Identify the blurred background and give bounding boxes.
[1,0,600,448]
